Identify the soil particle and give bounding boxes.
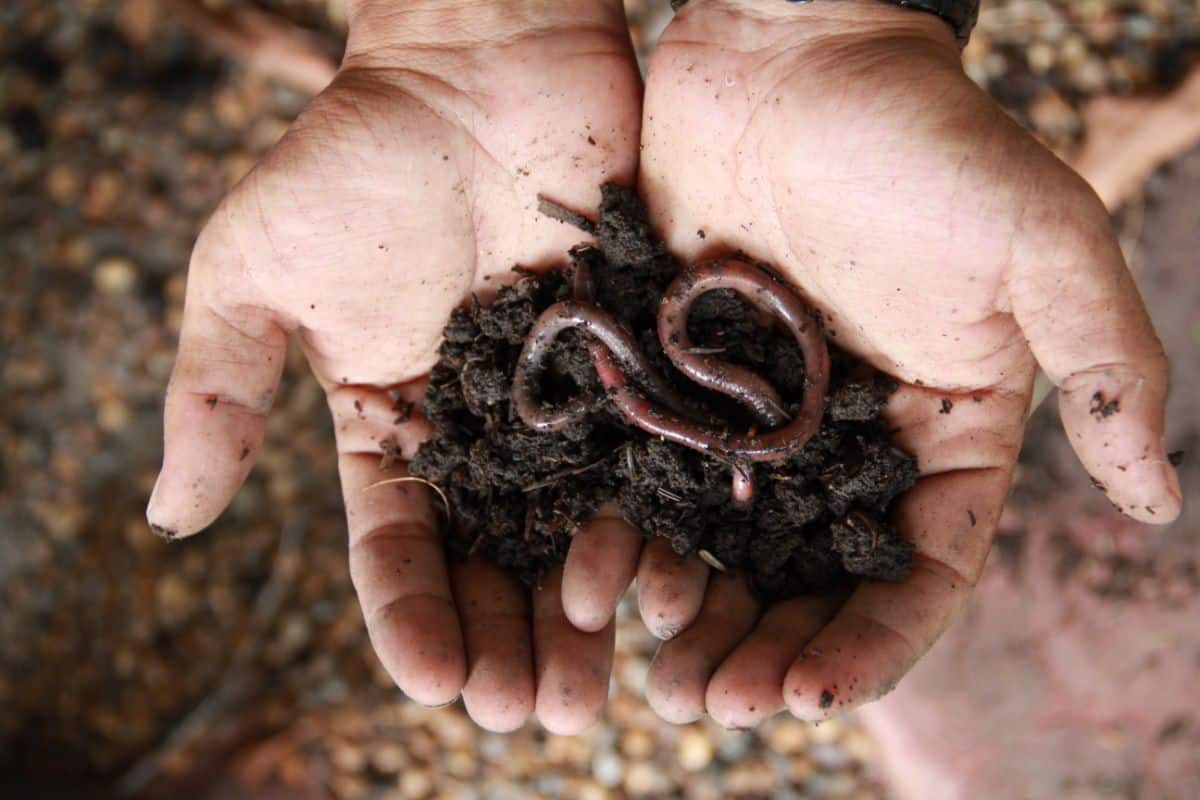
[939,398,953,414]
[149,524,178,542]
[411,185,918,602]
[1168,450,1185,467]
[1090,391,1120,419]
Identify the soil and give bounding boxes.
[411,185,918,601]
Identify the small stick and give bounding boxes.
[537,194,597,234]
[657,487,682,503]
[522,459,607,492]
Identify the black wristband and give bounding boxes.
[671,1,980,47]
[880,1,979,46]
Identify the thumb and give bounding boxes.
[147,221,287,539]
[1009,186,1181,524]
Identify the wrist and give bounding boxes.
[345,0,628,62]
[689,0,958,52]
[669,0,963,77]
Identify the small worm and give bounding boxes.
[510,256,830,503]
[648,258,830,462]
[512,301,694,431]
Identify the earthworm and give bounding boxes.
[648,258,831,462]
[511,257,830,503]
[511,301,695,431]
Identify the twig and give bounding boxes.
[522,458,607,492]
[536,195,597,234]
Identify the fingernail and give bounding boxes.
[150,523,179,542]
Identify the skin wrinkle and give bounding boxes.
[1059,359,1167,391]
[365,591,456,628]
[896,426,1021,475]
[346,2,625,58]
[351,520,440,551]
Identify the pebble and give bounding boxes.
[592,750,623,786]
[83,171,121,221]
[46,163,82,203]
[811,742,855,770]
[766,718,810,754]
[620,728,656,760]
[1027,41,1058,73]
[715,729,755,761]
[4,358,52,390]
[93,256,138,295]
[722,760,778,795]
[576,780,612,800]
[330,741,366,773]
[808,718,845,744]
[677,727,714,771]
[624,760,674,796]
[398,768,434,799]
[808,771,860,798]
[155,574,198,628]
[445,748,477,780]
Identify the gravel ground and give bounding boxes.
[1,1,1196,797]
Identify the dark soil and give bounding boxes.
[410,185,918,601]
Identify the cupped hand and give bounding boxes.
[560,0,1182,727]
[146,0,644,734]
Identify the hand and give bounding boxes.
[146,0,643,734]
[603,0,1181,727]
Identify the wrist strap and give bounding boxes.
[671,1,980,47]
[879,1,979,46]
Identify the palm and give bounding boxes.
[221,45,638,387]
[625,0,1180,726]
[149,8,643,734]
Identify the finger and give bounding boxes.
[1009,198,1180,522]
[636,536,710,640]
[783,465,1012,721]
[452,558,535,733]
[705,594,843,729]
[341,450,466,706]
[147,226,287,539]
[777,378,1022,721]
[561,504,642,632]
[645,571,760,725]
[885,380,1030,476]
[326,383,432,458]
[533,567,615,735]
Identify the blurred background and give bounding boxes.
[1,0,1198,798]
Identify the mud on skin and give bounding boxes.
[410,185,919,602]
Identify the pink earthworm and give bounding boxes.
[511,257,830,503]
[511,301,695,432]
[648,258,831,462]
